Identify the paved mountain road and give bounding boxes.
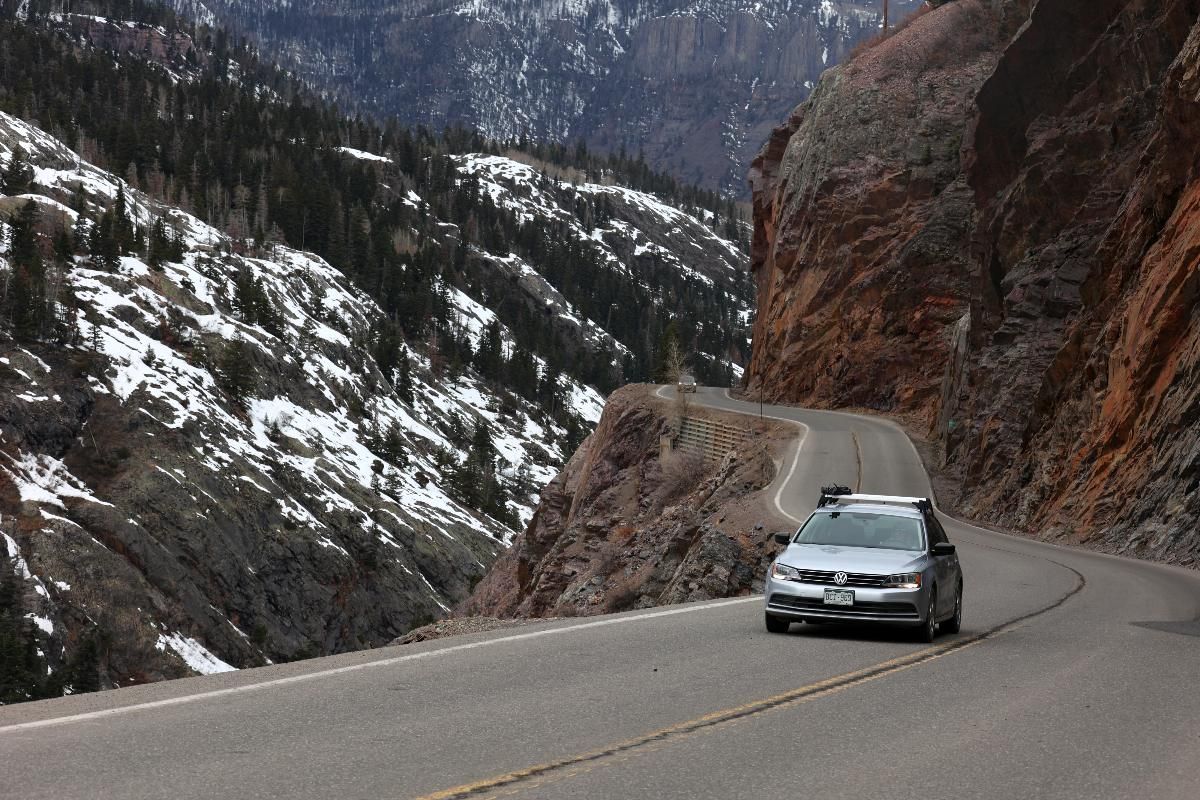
[3,388,1198,799]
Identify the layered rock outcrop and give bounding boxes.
[463,386,784,616]
[748,0,1004,418]
[749,0,1200,565]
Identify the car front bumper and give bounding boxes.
[764,575,926,626]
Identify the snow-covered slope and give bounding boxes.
[0,109,604,687]
[450,152,752,377]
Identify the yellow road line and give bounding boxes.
[411,578,1081,800]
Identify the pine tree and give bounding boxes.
[396,351,415,405]
[112,184,136,255]
[90,211,120,271]
[0,556,38,704]
[1,146,34,195]
[473,319,503,381]
[217,339,256,408]
[470,417,496,467]
[6,201,47,339]
[381,423,409,468]
[147,218,172,270]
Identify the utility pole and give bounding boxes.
[884,0,889,31]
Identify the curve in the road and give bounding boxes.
[407,387,1088,800]
[3,386,1199,800]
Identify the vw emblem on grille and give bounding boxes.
[834,571,849,586]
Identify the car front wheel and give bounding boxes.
[765,613,790,634]
[917,589,938,643]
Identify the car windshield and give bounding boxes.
[794,511,924,551]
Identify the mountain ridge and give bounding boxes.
[0,5,748,699]
[164,0,924,195]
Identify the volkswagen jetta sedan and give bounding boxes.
[764,490,963,642]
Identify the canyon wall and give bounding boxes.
[749,0,1200,565]
[172,0,924,195]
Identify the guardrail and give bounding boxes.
[664,416,749,462]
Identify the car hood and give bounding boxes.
[778,544,924,574]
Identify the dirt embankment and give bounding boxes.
[460,385,794,619]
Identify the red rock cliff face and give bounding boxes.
[463,386,782,617]
[751,0,1200,565]
[748,0,1006,418]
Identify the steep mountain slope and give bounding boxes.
[0,8,748,698]
[0,107,590,689]
[748,0,1200,566]
[169,0,923,194]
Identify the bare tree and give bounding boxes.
[660,335,686,385]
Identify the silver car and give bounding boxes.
[764,490,963,642]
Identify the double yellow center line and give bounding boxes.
[415,561,1084,800]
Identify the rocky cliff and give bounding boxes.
[748,0,1200,566]
[170,0,923,195]
[463,385,785,616]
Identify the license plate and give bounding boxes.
[824,589,854,606]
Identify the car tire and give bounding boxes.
[942,582,963,634]
[765,613,790,634]
[917,589,938,643]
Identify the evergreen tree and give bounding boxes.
[473,319,503,381]
[470,417,495,467]
[6,201,46,339]
[396,350,415,405]
[217,338,256,408]
[1,145,33,195]
[231,267,282,336]
[505,347,538,401]
[0,557,38,704]
[147,218,172,270]
[111,184,136,255]
[89,211,120,271]
[381,423,409,468]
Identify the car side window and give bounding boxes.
[926,515,949,547]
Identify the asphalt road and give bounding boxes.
[3,387,1199,799]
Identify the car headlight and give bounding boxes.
[883,572,922,589]
[772,562,801,580]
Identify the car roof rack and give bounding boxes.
[817,488,933,513]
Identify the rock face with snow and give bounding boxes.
[0,6,754,695]
[172,0,923,194]
[0,109,611,687]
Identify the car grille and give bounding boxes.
[785,569,888,588]
[768,594,919,619]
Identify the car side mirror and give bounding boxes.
[932,542,956,556]
[773,532,792,546]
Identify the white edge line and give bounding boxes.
[655,385,808,524]
[0,597,759,735]
[714,388,808,524]
[701,388,1198,580]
